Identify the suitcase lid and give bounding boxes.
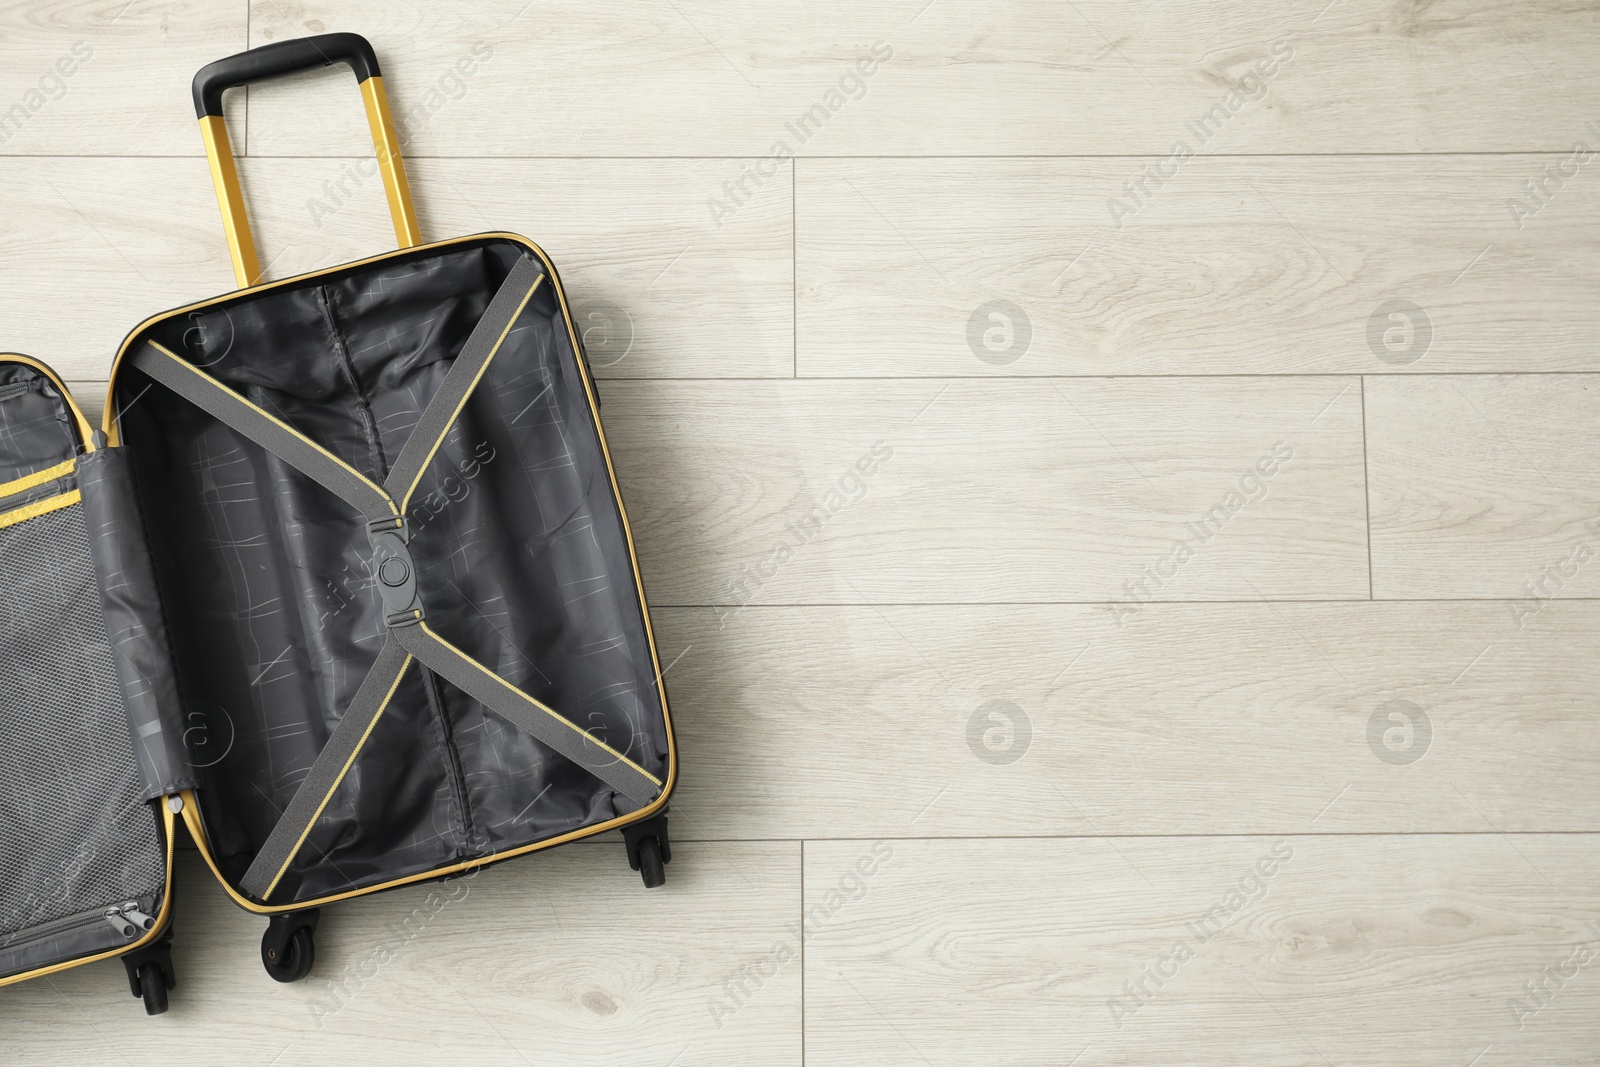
[0,354,176,989]
[0,358,204,809]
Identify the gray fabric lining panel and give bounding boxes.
[0,901,151,979]
[0,364,78,483]
[0,503,165,974]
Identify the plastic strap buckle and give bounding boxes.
[367,516,423,626]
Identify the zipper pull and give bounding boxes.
[104,908,137,939]
[124,906,157,933]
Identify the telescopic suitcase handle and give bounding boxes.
[191,31,421,288]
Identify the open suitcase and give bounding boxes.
[0,33,677,1014]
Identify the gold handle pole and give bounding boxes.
[361,76,421,248]
[198,114,262,288]
[196,72,420,289]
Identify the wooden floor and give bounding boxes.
[4,2,1599,1063]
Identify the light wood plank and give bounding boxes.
[248,156,794,379]
[0,1,242,156]
[1368,374,1600,600]
[804,836,1600,1066]
[1,845,800,1066]
[798,158,1600,376]
[0,155,792,380]
[243,1,1599,156]
[64,381,106,428]
[600,377,1369,604]
[0,159,224,383]
[655,601,1600,838]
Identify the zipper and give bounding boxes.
[419,667,479,855]
[0,899,152,955]
[103,902,157,939]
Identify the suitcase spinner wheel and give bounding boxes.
[623,813,672,889]
[260,910,319,983]
[120,929,177,1015]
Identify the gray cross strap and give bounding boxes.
[393,620,662,806]
[134,255,663,902]
[383,254,544,511]
[128,254,547,521]
[130,340,398,524]
[239,610,661,901]
[238,636,414,901]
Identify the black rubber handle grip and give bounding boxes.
[192,32,381,118]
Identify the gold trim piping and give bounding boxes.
[0,489,80,531]
[103,234,533,442]
[183,781,670,915]
[0,459,75,500]
[540,250,679,801]
[0,796,178,988]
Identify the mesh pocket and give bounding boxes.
[0,500,164,941]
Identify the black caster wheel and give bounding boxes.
[636,836,666,888]
[262,928,314,983]
[261,909,319,983]
[121,930,176,1015]
[622,813,671,889]
[137,962,169,1015]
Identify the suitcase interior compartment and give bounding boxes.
[0,359,168,980]
[113,237,671,904]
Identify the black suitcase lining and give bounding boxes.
[113,238,671,903]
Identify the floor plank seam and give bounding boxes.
[1360,374,1374,600]
[648,597,1594,607]
[63,372,1600,385]
[690,832,1600,842]
[796,154,806,379]
[17,151,1597,160]
[799,838,806,1066]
